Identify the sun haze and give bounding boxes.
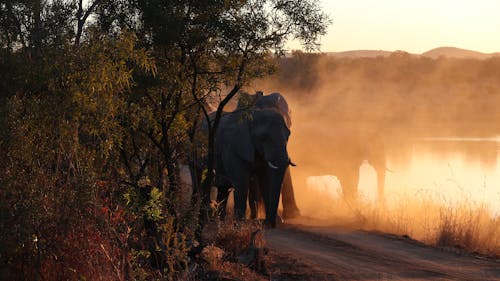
[297,0,500,54]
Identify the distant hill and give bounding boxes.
[327,50,394,58]
[421,47,500,59]
[326,47,500,59]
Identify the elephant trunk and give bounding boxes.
[263,146,289,227]
[264,166,287,227]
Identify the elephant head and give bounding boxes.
[215,107,291,226]
[255,92,292,128]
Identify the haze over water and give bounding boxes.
[361,138,500,216]
[290,128,500,220]
[254,52,500,225]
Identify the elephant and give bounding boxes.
[290,123,386,204]
[234,91,387,209]
[235,91,300,220]
[213,106,292,227]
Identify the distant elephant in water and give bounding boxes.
[291,123,386,203]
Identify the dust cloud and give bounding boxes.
[249,52,500,248]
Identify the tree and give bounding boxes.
[119,0,330,199]
[95,1,328,270]
[0,0,330,278]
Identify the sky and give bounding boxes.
[308,0,500,54]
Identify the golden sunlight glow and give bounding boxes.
[385,141,500,215]
[304,0,500,53]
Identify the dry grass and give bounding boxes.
[196,220,268,281]
[296,185,500,257]
[434,204,500,255]
[213,220,264,258]
[356,198,500,257]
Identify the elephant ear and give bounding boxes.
[231,114,255,163]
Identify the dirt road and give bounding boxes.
[265,222,500,280]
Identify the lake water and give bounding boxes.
[308,137,500,216]
[385,137,500,215]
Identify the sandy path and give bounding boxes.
[265,223,500,280]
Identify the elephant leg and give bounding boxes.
[366,133,386,205]
[338,168,360,203]
[248,174,260,219]
[216,185,230,219]
[281,167,300,219]
[232,168,251,221]
[257,165,268,219]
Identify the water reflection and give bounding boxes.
[384,138,500,216]
[298,137,500,218]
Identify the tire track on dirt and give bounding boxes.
[265,224,500,280]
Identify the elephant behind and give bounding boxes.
[290,123,386,204]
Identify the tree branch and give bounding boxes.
[75,0,102,46]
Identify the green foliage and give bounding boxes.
[0,0,329,279]
[144,187,164,221]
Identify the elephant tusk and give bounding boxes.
[267,161,279,169]
[289,160,297,167]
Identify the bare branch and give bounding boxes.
[75,0,103,46]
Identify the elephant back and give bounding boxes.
[254,92,291,128]
[237,91,263,110]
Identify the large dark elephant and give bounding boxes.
[214,107,292,227]
[235,92,300,220]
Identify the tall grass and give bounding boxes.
[296,185,500,256]
[434,204,500,254]
[361,198,500,256]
